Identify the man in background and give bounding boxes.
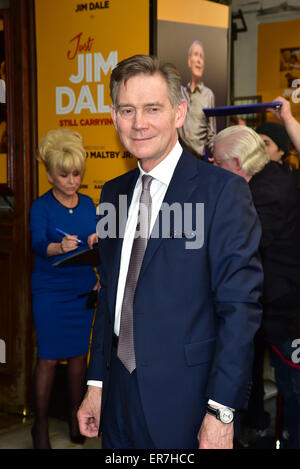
[178,40,216,160]
[255,121,290,166]
[213,124,300,449]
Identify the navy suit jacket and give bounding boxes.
[88,149,263,448]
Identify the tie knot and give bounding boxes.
[142,174,153,191]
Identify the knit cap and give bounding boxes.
[256,122,291,158]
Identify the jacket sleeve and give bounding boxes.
[206,175,263,409]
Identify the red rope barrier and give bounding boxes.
[270,344,300,370]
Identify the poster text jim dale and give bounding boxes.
[56,32,117,127]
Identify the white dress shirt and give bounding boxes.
[114,140,183,336]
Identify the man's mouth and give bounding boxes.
[132,136,153,142]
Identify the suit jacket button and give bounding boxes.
[106,361,110,369]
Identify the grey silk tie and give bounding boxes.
[117,175,153,373]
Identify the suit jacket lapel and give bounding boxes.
[140,150,199,277]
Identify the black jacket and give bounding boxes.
[249,161,300,342]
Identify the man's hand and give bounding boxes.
[267,96,293,124]
[77,386,102,438]
[267,96,300,154]
[197,413,234,449]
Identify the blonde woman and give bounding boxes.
[30,129,98,448]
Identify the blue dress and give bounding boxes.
[30,190,98,359]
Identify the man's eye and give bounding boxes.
[119,108,134,118]
[146,107,159,114]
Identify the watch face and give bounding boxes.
[219,408,234,424]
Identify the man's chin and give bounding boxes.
[134,153,153,161]
[192,70,203,80]
[128,144,154,161]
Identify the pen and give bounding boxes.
[55,228,85,245]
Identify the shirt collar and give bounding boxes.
[187,81,204,93]
[138,140,183,186]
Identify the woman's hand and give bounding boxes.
[47,235,80,257]
[93,280,101,292]
[88,232,99,249]
[60,235,80,253]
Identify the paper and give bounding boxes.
[53,246,100,267]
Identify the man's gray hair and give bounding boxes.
[188,40,205,57]
[214,125,270,177]
[110,54,183,109]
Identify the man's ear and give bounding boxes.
[187,56,192,70]
[231,157,242,172]
[110,104,118,129]
[175,99,188,129]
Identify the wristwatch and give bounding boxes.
[206,405,234,424]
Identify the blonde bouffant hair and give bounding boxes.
[38,128,86,177]
[214,125,270,177]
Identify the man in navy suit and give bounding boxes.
[77,55,263,449]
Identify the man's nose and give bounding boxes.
[132,110,147,129]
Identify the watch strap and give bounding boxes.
[206,404,234,423]
[206,405,219,417]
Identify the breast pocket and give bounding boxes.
[184,337,216,366]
